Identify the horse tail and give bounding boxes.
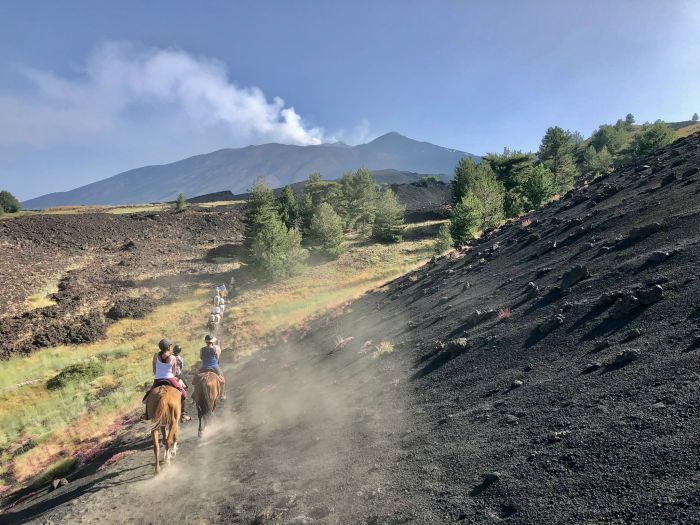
[149,388,174,432]
[195,374,214,417]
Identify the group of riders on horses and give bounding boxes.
[208,279,232,332]
[142,277,237,472]
[144,277,236,424]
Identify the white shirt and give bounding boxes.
[154,355,175,380]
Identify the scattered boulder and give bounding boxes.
[525,282,540,299]
[647,251,669,264]
[561,265,589,291]
[682,166,699,178]
[583,362,602,374]
[510,379,524,389]
[613,349,641,365]
[628,222,662,241]
[465,308,498,327]
[482,471,501,485]
[661,173,677,186]
[597,290,623,307]
[637,284,664,306]
[50,478,69,491]
[609,293,640,319]
[594,339,611,351]
[547,430,570,443]
[445,337,469,356]
[539,314,565,334]
[535,267,553,277]
[538,240,558,256]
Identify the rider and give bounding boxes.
[211,305,222,324]
[143,339,187,416]
[200,334,226,400]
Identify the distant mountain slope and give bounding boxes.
[23,133,475,209]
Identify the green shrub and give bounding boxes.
[251,215,308,280]
[47,360,105,390]
[309,202,345,258]
[31,458,78,488]
[433,223,453,254]
[630,120,675,159]
[176,192,187,210]
[372,188,405,243]
[0,190,20,213]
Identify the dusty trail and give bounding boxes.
[4,332,435,524]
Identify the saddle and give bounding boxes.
[154,379,174,388]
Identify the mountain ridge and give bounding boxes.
[23,132,477,209]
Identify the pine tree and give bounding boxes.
[450,192,483,243]
[693,112,699,122]
[520,164,556,209]
[338,168,379,233]
[278,185,299,229]
[250,216,308,280]
[538,126,580,193]
[482,149,535,191]
[309,202,345,258]
[176,192,187,210]
[433,223,453,254]
[625,113,635,128]
[243,178,279,260]
[372,187,405,242]
[452,156,480,204]
[471,164,505,229]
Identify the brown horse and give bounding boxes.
[146,385,181,474]
[192,371,220,437]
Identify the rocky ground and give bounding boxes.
[0,206,245,358]
[3,133,700,523]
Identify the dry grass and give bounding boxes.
[1,232,434,490]
[227,236,434,354]
[675,123,700,139]
[372,341,395,358]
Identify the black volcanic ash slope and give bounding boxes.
[293,132,700,523]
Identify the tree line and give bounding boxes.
[445,114,680,246]
[244,168,406,280]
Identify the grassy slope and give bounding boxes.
[0,221,439,493]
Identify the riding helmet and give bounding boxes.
[173,345,182,355]
[204,334,214,342]
[158,338,172,351]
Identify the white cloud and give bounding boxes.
[0,41,325,148]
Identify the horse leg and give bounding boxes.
[165,422,177,462]
[161,425,170,465]
[197,405,203,438]
[171,422,179,458]
[152,429,160,475]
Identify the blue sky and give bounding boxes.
[1,1,699,200]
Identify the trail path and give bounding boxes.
[4,335,437,524]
